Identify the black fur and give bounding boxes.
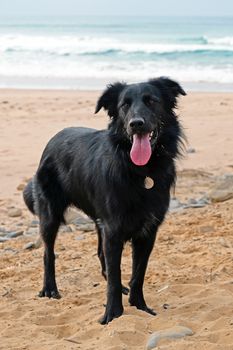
[23,77,186,324]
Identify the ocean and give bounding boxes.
[0,16,233,90]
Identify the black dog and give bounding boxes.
[23,77,186,324]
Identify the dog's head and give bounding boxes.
[95,77,186,166]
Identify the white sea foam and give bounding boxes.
[1,34,233,55]
[206,36,233,46]
[0,28,233,88]
[0,57,233,84]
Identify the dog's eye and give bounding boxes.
[144,96,159,108]
[121,99,131,109]
[148,99,156,106]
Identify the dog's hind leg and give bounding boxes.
[38,204,61,299]
[96,220,107,280]
[23,179,35,214]
[129,231,157,315]
[96,220,129,296]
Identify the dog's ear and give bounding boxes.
[95,82,126,118]
[149,77,186,109]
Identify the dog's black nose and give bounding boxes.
[129,118,145,128]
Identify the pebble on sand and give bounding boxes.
[146,326,193,349]
[0,236,9,242]
[209,174,233,202]
[17,183,25,191]
[187,147,196,153]
[8,208,22,218]
[24,237,42,250]
[7,230,24,238]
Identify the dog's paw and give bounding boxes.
[38,288,61,299]
[129,297,156,316]
[140,305,156,316]
[99,305,123,325]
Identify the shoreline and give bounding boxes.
[1,77,233,93]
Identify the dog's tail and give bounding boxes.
[23,179,36,215]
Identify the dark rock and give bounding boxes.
[30,220,39,227]
[7,230,24,238]
[187,147,196,153]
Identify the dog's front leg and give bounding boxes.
[99,230,124,325]
[129,230,157,315]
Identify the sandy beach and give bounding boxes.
[0,89,233,349]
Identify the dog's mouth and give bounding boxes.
[129,130,158,166]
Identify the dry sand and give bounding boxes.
[0,90,233,349]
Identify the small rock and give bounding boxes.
[0,237,9,242]
[65,208,92,225]
[146,326,193,349]
[24,242,35,250]
[7,230,24,238]
[0,231,7,237]
[25,227,38,236]
[30,220,39,227]
[209,175,233,203]
[24,237,42,249]
[67,224,78,232]
[199,225,215,234]
[8,208,22,218]
[76,235,85,241]
[17,183,25,191]
[219,237,231,248]
[187,147,196,154]
[77,223,95,232]
[184,197,209,209]
[16,222,24,227]
[60,225,73,233]
[169,198,184,212]
[3,247,18,254]
[162,303,170,309]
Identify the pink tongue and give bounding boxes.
[130,133,152,166]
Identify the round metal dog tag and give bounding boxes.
[144,176,154,189]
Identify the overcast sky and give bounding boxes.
[0,0,233,17]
